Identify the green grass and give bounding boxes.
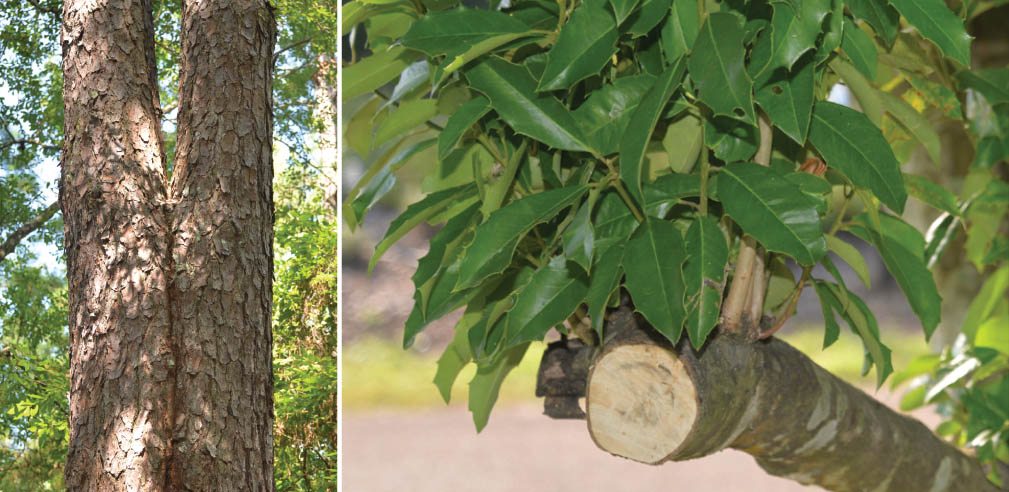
[342,325,932,410]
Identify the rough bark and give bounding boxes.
[583,308,1006,492]
[167,0,276,489]
[60,0,275,489]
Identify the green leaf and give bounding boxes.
[689,13,754,123]
[623,220,688,343]
[717,163,827,266]
[769,0,830,72]
[662,111,704,172]
[841,18,878,81]
[847,215,942,339]
[401,8,532,57]
[903,173,959,215]
[370,184,479,274]
[413,203,481,301]
[505,255,590,345]
[563,198,595,272]
[434,314,477,403]
[845,0,899,45]
[813,281,841,348]
[469,342,530,431]
[641,173,701,218]
[825,235,871,288]
[593,191,639,252]
[538,0,618,91]
[343,46,422,101]
[815,0,844,65]
[659,0,699,63]
[609,0,640,25]
[878,91,942,166]
[456,185,589,290]
[890,354,942,388]
[703,116,758,164]
[444,32,543,75]
[963,265,1009,343]
[373,99,439,149]
[818,281,893,386]
[924,212,958,268]
[808,101,907,213]
[888,0,972,66]
[957,68,1009,106]
[574,74,656,155]
[624,0,670,37]
[587,243,625,337]
[620,57,688,202]
[683,216,728,349]
[754,54,815,145]
[465,57,594,152]
[438,96,490,160]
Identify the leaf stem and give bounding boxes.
[699,130,709,216]
[761,266,811,339]
[602,157,645,223]
[721,110,773,336]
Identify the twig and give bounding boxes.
[0,201,60,263]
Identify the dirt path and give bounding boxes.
[343,404,827,492]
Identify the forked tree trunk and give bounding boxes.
[585,308,1006,492]
[60,0,276,489]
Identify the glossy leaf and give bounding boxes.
[624,0,669,37]
[717,162,827,266]
[465,57,594,152]
[769,0,830,72]
[434,313,477,403]
[703,117,758,164]
[587,243,625,337]
[401,8,531,57]
[808,101,907,214]
[659,0,699,63]
[754,54,815,145]
[593,191,639,253]
[574,74,656,155]
[903,173,959,215]
[456,185,588,290]
[889,0,972,66]
[623,220,688,343]
[370,184,479,274]
[814,281,842,349]
[841,18,878,81]
[817,281,894,386]
[845,0,899,45]
[413,203,481,301]
[609,0,640,25]
[563,198,595,272]
[619,57,688,202]
[847,215,942,339]
[343,46,422,101]
[505,255,590,345]
[438,96,491,160]
[689,13,754,123]
[642,173,701,217]
[825,235,871,288]
[469,342,530,431]
[539,0,618,91]
[683,216,728,349]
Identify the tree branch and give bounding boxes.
[585,309,1009,491]
[25,0,60,19]
[0,201,60,263]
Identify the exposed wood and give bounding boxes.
[585,309,1006,492]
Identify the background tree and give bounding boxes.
[343,0,1008,489]
[0,0,338,489]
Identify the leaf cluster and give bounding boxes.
[343,0,1008,441]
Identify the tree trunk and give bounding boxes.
[60,0,276,489]
[584,308,1007,492]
